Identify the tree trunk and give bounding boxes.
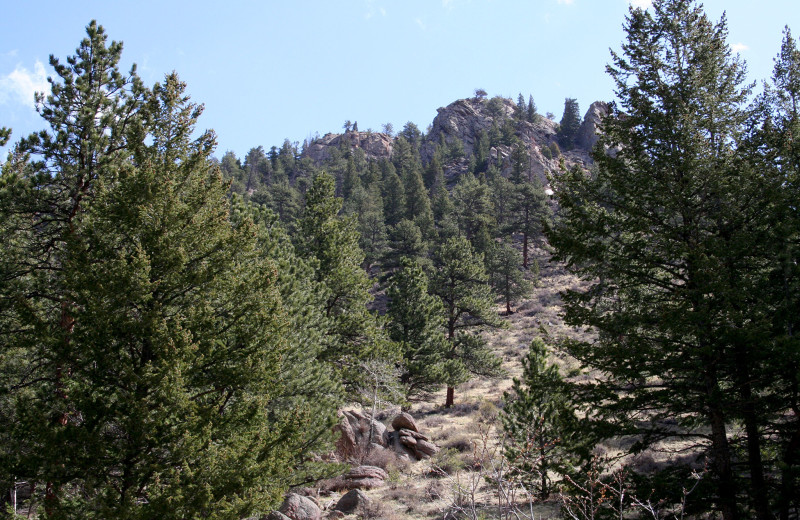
[706,381,737,520]
[778,424,800,520]
[735,354,771,520]
[522,232,529,269]
[445,386,454,408]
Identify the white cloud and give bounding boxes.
[416,18,426,30]
[0,60,49,107]
[557,0,574,4]
[364,0,388,19]
[731,42,749,53]
[629,0,652,8]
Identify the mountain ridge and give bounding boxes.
[301,96,609,186]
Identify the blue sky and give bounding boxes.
[1,1,798,159]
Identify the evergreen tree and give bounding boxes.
[509,138,530,183]
[430,237,504,407]
[501,339,587,500]
[399,121,423,151]
[423,153,444,191]
[487,241,535,315]
[753,26,800,519]
[342,153,361,201]
[383,219,429,274]
[344,184,387,270]
[527,95,538,123]
[451,172,494,243]
[229,200,343,491]
[381,164,405,227]
[547,2,778,517]
[298,172,391,393]
[220,150,246,194]
[557,98,581,150]
[267,174,300,224]
[243,145,270,193]
[387,258,450,401]
[0,25,316,517]
[473,131,491,174]
[401,162,435,238]
[515,93,526,120]
[506,177,550,269]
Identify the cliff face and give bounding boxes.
[301,97,607,185]
[303,131,394,163]
[576,101,608,151]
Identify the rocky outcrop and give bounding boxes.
[388,427,439,460]
[278,494,322,520]
[576,101,608,152]
[334,410,389,460]
[301,96,606,190]
[333,489,370,514]
[421,98,512,160]
[390,412,418,432]
[334,410,439,465]
[420,97,567,184]
[264,512,292,520]
[340,465,388,490]
[303,131,393,163]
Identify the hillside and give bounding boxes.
[301,96,608,188]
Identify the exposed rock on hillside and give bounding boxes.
[333,489,370,514]
[301,96,606,185]
[420,97,517,160]
[334,410,439,463]
[334,409,389,460]
[277,494,322,520]
[576,101,608,151]
[340,465,389,490]
[303,131,393,163]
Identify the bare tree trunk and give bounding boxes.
[445,387,454,408]
[522,232,529,269]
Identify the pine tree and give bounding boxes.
[501,339,586,500]
[383,219,429,274]
[0,25,319,517]
[267,175,300,224]
[506,177,550,269]
[509,138,530,183]
[515,93,527,121]
[402,165,435,238]
[557,98,581,150]
[547,2,774,517]
[430,236,504,407]
[230,200,344,489]
[487,241,534,315]
[527,95,538,123]
[387,258,450,401]
[298,172,392,393]
[344,183,387,270]
[381,163,405,227]
[451,172,494,243]
[754,26,800,519]
[243,145,270,193]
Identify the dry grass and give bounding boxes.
[320,248,590,519]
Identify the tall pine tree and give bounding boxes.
[0,25,324,518]
[547,2,780,517]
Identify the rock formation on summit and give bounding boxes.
[301,95,607,186]
[303,130,393,163]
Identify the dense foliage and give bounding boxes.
[4,1,796,517]
[547,1,800,518]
